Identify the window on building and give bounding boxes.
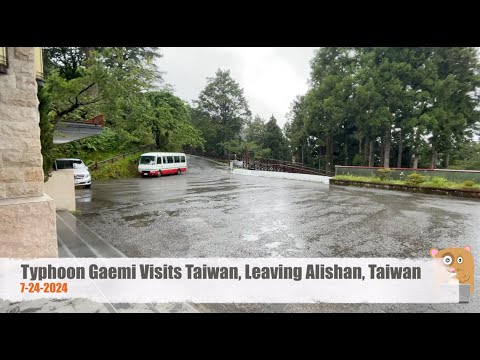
[0,47,7,73]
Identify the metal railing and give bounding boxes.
[87,145,157,170]
[243,157,334,177]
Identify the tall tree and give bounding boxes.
[145,91,203,150]
[245,115,266,143]
[192,69,251,156]
[261,116,290,160]
[424,47,480,168]
[307,47,356,172]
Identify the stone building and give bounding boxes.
[0,47,57,257]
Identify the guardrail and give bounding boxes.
[88,153,130,170]
[87,146,157,170]
[243,158,334,177]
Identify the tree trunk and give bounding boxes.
[363,137,369,164]
[397,129,403,168]
[430,143,437,169]
[359,136,363,155]
[380,139,384,166]
[318,147,322,170]
[344,135,348,165]
[325,134,334,173]
[413,156,419,169]
[368,140,374,167]
[383,126,391,168]
[445,152,450,168]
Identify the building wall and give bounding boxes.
[0,47,44,199]
[0,47,57,258]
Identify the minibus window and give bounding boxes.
[163,156,167,164]
[140,156,156,165]
[167,156,174,163]
[157,157,162,164]
[174,156,180,163]
[181,156,185,162]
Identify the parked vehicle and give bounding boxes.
[138,152,187,177]
[54,158,92,188]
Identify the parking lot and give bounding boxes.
[73,155,480,312]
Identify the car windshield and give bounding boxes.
[140,156,156,165]
[56,160,85,169]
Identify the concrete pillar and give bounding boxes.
[0,47,57,258]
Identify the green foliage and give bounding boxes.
[463,180,475,188]
[260,116,290,160]
[334,174,480,190]
[430,176,449,187]
[245,116,266,143]
[39,47,206,172]
[145,91,204,151]
[352,154,364,166]
[450,142,480,170]
[405,173,428,185]
[38,86,55,181]
[191,69,251,156]
[376,168,392,181]
[90,153,141,180]
[51,127,124,165]
[334,174,404,185]
[284,47,480,172]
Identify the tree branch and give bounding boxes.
[54,82,97,118]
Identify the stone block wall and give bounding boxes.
[0,47,44,200]
[0,47,57,258]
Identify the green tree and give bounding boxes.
[261,116,290,160]
[424,47,480,168]
[145,91,203,151]
[38,86,55,179]
[39,47,165,174]
[245,115,266,143]
[307,47,356,172]
[192,69,251,156]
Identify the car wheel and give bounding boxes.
[177,169,181,175]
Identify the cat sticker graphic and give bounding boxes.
[430,246,474,294]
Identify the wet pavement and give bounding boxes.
[72,156,480,312]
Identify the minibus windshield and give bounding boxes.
[140,156,156,165]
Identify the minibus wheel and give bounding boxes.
[177,169,181,175]
[158,171,162,177]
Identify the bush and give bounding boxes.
[352,154,364,166]
[405,173,428,185]
[430,176,449,186]
[91,153,141,180]
[463,180,475,188]
[376,168,392,181]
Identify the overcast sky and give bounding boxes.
[157,47,318,128]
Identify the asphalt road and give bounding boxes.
[75,155,480,312]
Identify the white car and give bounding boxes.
[54,158,92,188]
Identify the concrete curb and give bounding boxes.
[232,168,330,184]
[330,179,480,199]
